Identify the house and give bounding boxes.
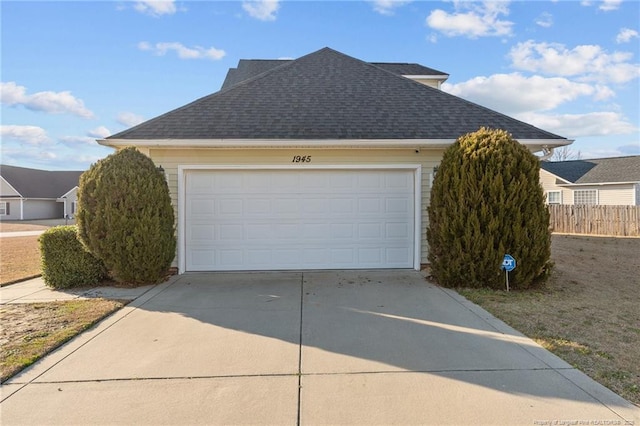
[100,47,571,273]
[540,156,640,206]
[0,165,83,221]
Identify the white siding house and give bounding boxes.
[0,165,83,220]
[540,156,640,206]
[99,47,571,273]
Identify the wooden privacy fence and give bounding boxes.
[548,205,640,237]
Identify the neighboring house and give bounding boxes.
[100,47,571,273]
[540,156,640,206]
[0,165,83,221]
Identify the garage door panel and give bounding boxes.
[387,247,411,264]
[302,223,330,238]
[329,198,355,214]
[185,169,415,271]
[386,198,411,213]
[358,223,382,238]
[386,222,410,238]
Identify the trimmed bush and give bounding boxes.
[77,147,176,285]
[427,127,551,290]
[39,226,108,289]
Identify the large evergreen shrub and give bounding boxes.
[427,128,551,290]
[77,147,176,285]
[39,226,107,289]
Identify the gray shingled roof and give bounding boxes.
[540,156,640,184]
[371,62,448,76]
[109,47,566,142]
[0,165,83,198]
[222,59,291,89]
[221,58,448,90]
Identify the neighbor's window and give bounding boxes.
[71,201,77,215]
[0,202,7,215]
[574,189,598,205]
[547,191,561,205]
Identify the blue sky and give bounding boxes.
[1,0,639,171]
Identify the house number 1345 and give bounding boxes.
[292,155,312,163]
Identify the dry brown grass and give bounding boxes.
[459,234,640,406]
[0,299,125,382]
[0,236,42,285]
[0,222,49,232]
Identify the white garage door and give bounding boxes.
[185,169,415,271]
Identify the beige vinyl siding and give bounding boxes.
[148,148,444,267]
[571,184,636,206]
[1,177,21,197]
[410,78,442,89]
[539,169,571,205]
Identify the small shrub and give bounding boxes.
[77,147,176,285]
[39,226,107,289]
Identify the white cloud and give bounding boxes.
[1,125,51,145]
[509,40,640,84]
[535,12,553,28]
[242,0,280,21]
[138,41,226,60]
[0,82,94,118]
[425,0,513,39]
[617,143,640,155]
[117,112,145,127]
[599,0,622,11]
[133,1,177,17]
[370,0,412,16]
[618,142,640,155]
[442,73,613,113]
[515,111,637,139]
[38,151,58,160]
[60,126,111,146]
[59,136,97,146]
[616,28,639,44]
[87,126,111,138]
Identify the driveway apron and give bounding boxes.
[1,270,638,425]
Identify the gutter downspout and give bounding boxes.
[539,146,555,161]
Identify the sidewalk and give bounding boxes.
[0,277,155,305]
[0,230,45,238]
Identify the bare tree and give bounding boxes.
[549,146,582,162]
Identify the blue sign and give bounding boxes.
[501,254,516,272]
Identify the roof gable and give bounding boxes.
[108,47,567,142]
[220,58,448,90]
[0,165,83,198]
[540,156,640,184]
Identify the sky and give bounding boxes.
[1,0,639,171]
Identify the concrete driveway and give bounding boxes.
[2,271,638,425]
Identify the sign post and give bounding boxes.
[501,254,516,292]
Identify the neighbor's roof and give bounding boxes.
[107,47,567,142]
[540,156,640,184]
[0,165,83,198]
[221,58,449,90]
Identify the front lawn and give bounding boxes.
[0,299,125,382]
[458,234,640,406]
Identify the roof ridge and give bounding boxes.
[1,164,84,173]
[107,47,569,142]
